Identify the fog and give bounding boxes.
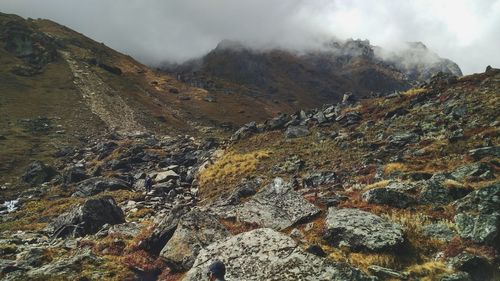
[1,0,499,74]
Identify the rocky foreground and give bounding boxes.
[1,69,499,280]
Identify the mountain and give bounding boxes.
[0,12,232,187]
[1,12,498,281]
[166,39,462,117]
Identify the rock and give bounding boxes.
[265,113,289,130]
[388,132,419,148]
[447,253,496,281]
[272,155,304,173]
[21,160,57,186]
[62,167,88,185]
[231,122,258,141]
[155,170,180,183]
[25,248,100,279]
[439,272,471,281]
[337,111,362,127]
[16,247,45,267]
[183,228,375,281]
[468,146,500,160]
[47,196,125,238]
[384,107,409,119]
[324,208,404,251]
[220,178,320,230]
[72,177,131,197]
[451,162,494,182]
[302,171,336,188]
[203,95,216,102]
[313,111,328,124]
[138,205,190,255]
[420,176,471,205]
[285,125,310,138]
[422,223,456,241]
[159,209,230,271]
[0,135,6,140]
[454,183,499,246]
[223,178,261,205]
[362,188,415,208]
[368,265,408,280]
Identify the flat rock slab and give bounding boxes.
[72,177,130,197]
[219,178,320,230]
[160,209,230,271]
[324,208,404,251]
[183,228,374,281]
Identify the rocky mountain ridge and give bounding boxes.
[166,38,462,116]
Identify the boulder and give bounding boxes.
[183,228,375,281]
[220,178,319,230]
[138,205,190,255]
[21,161,57,186]
[155,170,180,183]
[62,167,88,185]
[231,122,258,141]
[454,183,499,246]
[468,146,500,160]
[422,223,456,241]
[160,209,230,271]
[419,176,471,205]
[47,196,125,238]
[265,113,289,130]
[362,188,415,208]
[450,162,494,182]
[72,177,130,197]
[285,125,310,138]
[324,208,404,251]
[302,171,336,188]
[388,132,419,148]
[447,253,496,281]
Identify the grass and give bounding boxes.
[402,88,427,98]
[198,149,270,200]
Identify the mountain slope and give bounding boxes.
[168,39,462,120]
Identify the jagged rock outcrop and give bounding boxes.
[215,178,319,230]
[454,183,499,246]
[324,208,404,251]
[72,177,131,197]
[47,196,125,238]
[21,161,57,186]
[183,228,375,281]
[159,209,230,271]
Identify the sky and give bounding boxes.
[1,0,499,74]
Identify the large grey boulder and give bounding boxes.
[47,196,125,238]
[183,228,375,281]
[21,160,57,186]
[362,188,415,208]
[219,178,320,230]
[72,177,131,197]
[159,209,230,271]
[450,162,494,182]
[454,183,499,246]
[324,208,404,251]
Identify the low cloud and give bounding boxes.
[1,0,499,74]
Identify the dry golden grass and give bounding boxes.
[406,261,451,281]
[362,180,391,191]
[198,149,270,201]
[384,163,409,174]
[402,88,427,98]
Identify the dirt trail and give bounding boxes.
[60,51,146,135]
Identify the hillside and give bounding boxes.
[1,58,498,281]
[166,39,462,119]
[0,12,235,190]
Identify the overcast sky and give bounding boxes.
[1,0,499,74]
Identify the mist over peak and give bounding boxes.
[1,0,498,74]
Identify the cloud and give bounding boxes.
[1,0,499,74]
